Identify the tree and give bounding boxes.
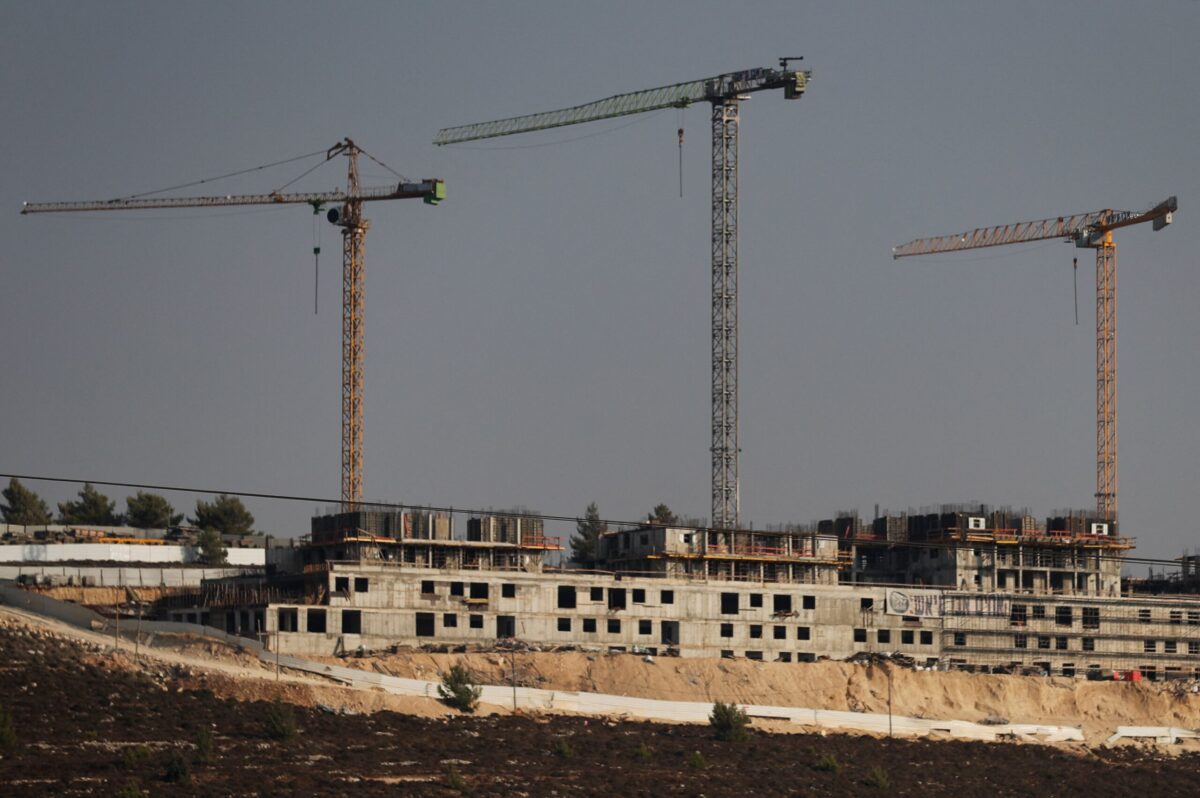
[195,528,228,566]
[570,502,606,566]
[57,483,122,525]
[0,478,52,525]
[190,494,254,536]
[125,492,183,529]
[709,700,750,742]
[437,664,482,713]
[648,503,677,525]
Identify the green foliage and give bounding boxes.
[687,750,707,770]
[437,664,482,713]
[553,739,574,758]
[649,503,677,525]
[864,766,891,789]
[195,727,216,765]
[813,753,843,774]
[190,494,254,536]
[709,700,750,742]
[634,742,653,761]
[195,528,228,566]
[570,501,606,566]
[161,751,190,784]
[121,744,152,769]
[0,478,51,525]
[57,482,122,525]
[444,763,468,792]
[0,703,16,749]
[115,781,146,798]
[263,699,297,741]
[125,491,183,529]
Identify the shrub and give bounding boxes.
[264,699,297,741]
[444,763,468,792]
[115,780,146,798]
[438,664,482,714]
[709,700,750,742]
[196,727,216,765]
[688,751,707,770]
[162,752,190,784]
[634,742,653,761]
[813,753,842,774]
[864,765,891,789]
[121,745,152,770]
[553,739,574,758]
[0,704,16,749]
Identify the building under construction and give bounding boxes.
[156,500,1200,681]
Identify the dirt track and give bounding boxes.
[2,610,1200,796]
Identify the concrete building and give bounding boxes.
[167,505,1200,681]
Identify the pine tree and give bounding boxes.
[57,483,122,525]
[125,491,184,529]
[190,494,254,536]
[195,528,228,565]
[649,503,677,525]
[0,478,52,525]
[570,502,606,567]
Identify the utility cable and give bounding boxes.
[0,471,1187,571]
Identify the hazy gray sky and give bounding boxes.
[3,2,1197,568]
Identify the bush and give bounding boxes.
[264,699,297,741]
[438,664,482,714]
[444,763,468,792]
[709,700,750,742]
[813,753,842,774]
[864,765,891,789]
[121,745,152,770]
[553,739,574,758]
[0,704,16,749]
[634,742,653,761]
[162,752,190,784]
[688,751,707,770]
[196,727,216,765]
[115,781,146,798]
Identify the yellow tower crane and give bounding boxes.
[21,138,445,507]
[893,196,1176,521]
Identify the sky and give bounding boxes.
[2,2,1197,572]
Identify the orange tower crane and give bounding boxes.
[893,196,1176,521]
[21,138,445,507]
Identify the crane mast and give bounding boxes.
[436,64,811,530]
[894,196,1176,521]
[22,138,446,508]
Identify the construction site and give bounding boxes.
[5,4,1200,795]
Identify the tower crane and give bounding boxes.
[21,138,445,508]
[434,62,812,530]
[893,196,1177,521]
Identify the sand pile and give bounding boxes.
[326,648,1200,741]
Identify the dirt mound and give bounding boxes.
[323,648,1200,742]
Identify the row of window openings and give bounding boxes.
[965,634,1200,655]
[278,608,359,634]
[1009,605,1200,627]
[851,628,934,646]
[419,582,824,615]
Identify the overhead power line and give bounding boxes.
[0,471,1186,571]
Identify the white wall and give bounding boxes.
[0,543,264,566]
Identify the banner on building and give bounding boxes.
[885,589,944,618]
